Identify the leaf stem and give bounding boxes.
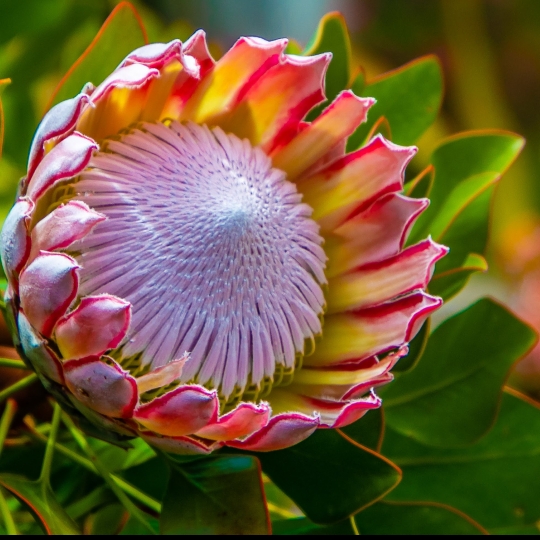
[25,427,160,513]
[38,402,62,484]
[61,413,157,534]
[0,399,16,461]
[0,488,17,535]
[0,358,28,370]
[66,485,112,520]
[0,374,38,404]
[350,516,360,535]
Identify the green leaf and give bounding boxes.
[408,132,523,300]
[257,429,401,525]
[490,524,540,534]
[404,165,434,200]
[273,517,355,535]
[0,0,71,44]
[264,476,301,521]
[428,171,499,241]
[303,12,351,117]
[0,78,10,160]
[412,131,524,242]
[66,485,115,521]
[340,408,383,450]
[383,391,540,531]
[0,474,79,534]
[350,68,366,96]
[90,437,155,472]
[434,187,493,275]
[429,253,488,301]
[284,39,303,55]
[49,3,147,107]
[120,515,160,535]
[348,56,443,149]
[354,501,486,535]
[86,503,129,535]
[392,319,431,373]
[273,501,485,535]
[383,298,536,446]
[160,455,269,535]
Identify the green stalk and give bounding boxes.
[0,401,18,534]
[61,413,157,534]
[350,516,360,536]
[0,374,38,404]
[38,403,62,484]
[0,359,28,370]
[0,399,16,461]
[26,428,160,513]
[0,489,17,535]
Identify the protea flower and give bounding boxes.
[0,33,447,454]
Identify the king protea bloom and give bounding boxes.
[1,33,447,454]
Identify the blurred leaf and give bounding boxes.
[490,524,540,534]
[383,391,540,531]
[0,474,79,534]
[354,501,486,534]
[49,2,147,108]
[120,514,160,535]
[383,298,536,446]
[90,437,155,472]
[0,0,71,44]
[273,517,355,535]
[119,456,169,502]
[264,476,301,521]
[273,500,485,535]
[428,171,499,241]
[0,79,9,160]
[410,131,524,300]
[435,187,493,277]
[304,12,351,118]
[350,67,366,95]
[86,503,128,535]
[392,319,430,373]
[429,253,488,301]
[257,429,401,525]
[66,485,115,521]
[0,2,106,168]
[348,56,443,149]
[365,115,392,141]
[339,407,383,450]
[413,131,525,241]
[0,443,44,479]
[285,39,303,55]
[404,164,434,199]
[160,455,269,535]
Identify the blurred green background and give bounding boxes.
[1,0,540,386]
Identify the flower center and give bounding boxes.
[71,121,326,399]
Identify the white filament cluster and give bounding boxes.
[73,121,326,397]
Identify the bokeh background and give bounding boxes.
[1,0,540,390]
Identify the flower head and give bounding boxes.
[1,33,447,453]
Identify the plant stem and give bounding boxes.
[61,413,157,534]
[0,399,16,462]
[112,476,160,515]
[0,374,38,404]
[66,485,112,520]
[38,402,62,484]
[25,427,160,513]
[350,516,360,536]
[0,489,17,535]
[0,359,28,370]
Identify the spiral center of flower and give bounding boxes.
[72,121,326,399]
